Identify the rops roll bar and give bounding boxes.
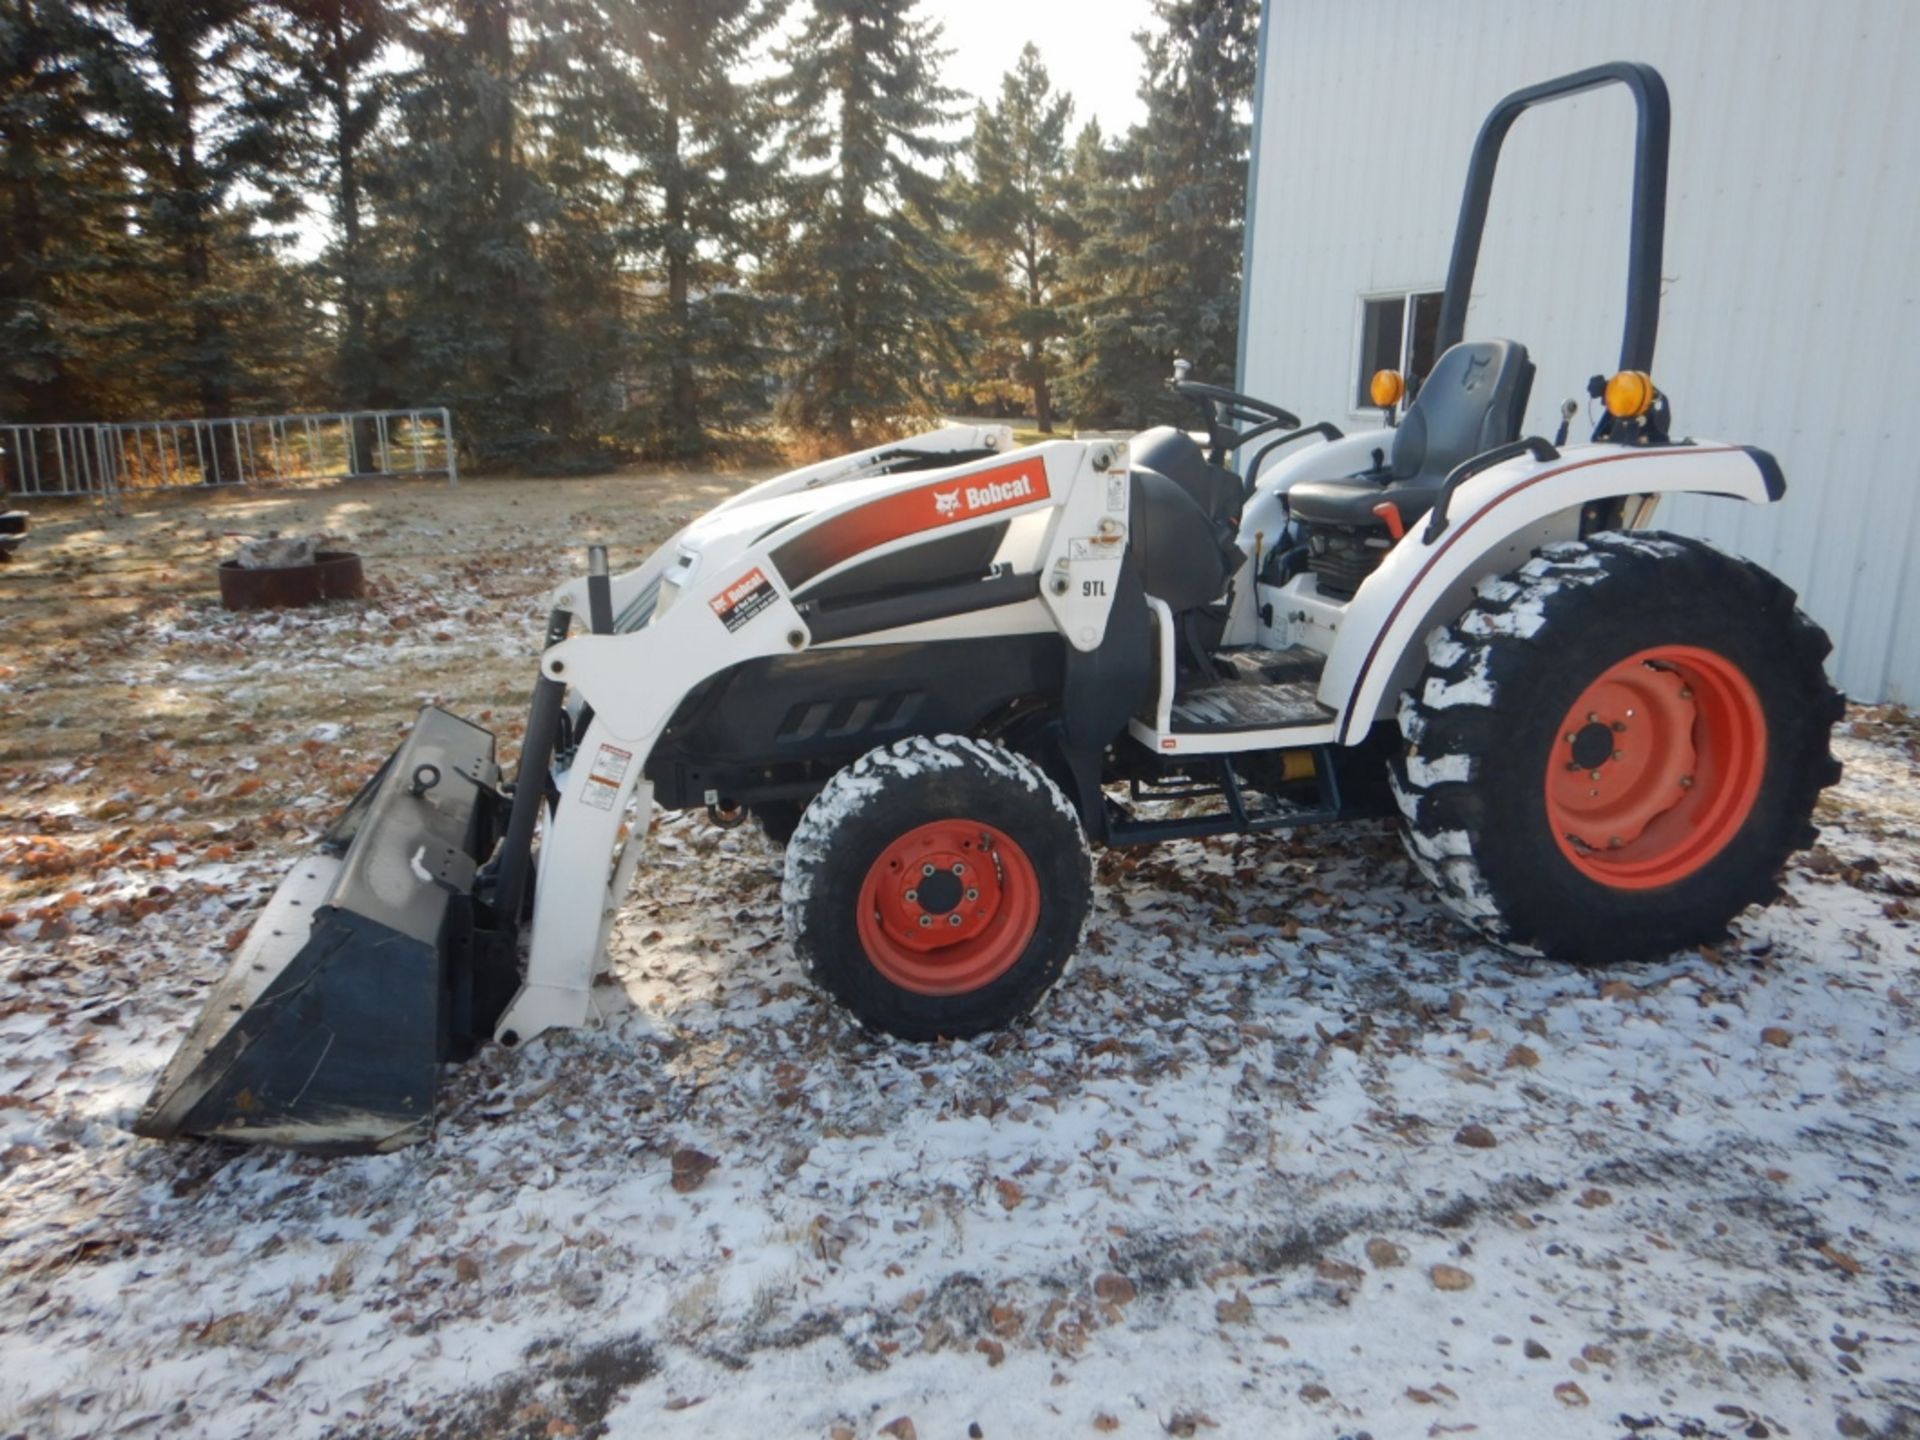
[1434,61,1671,377]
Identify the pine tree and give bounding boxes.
[277,0,387,425]
[2,0,164,424]
[1060,0,1259,428]
[768,0,969,449]
[605,0,782,459]
[97,0,309,436]
[377,0,630,469]
[960,42,1078,433]
[3,0,84,422]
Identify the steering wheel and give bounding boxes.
[1172,378,1301,431]
[1170,360,1302,466]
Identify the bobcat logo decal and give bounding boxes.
[933,489,961,517]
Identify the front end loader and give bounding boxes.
[137,61,1843,1154]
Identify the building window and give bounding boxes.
[1354,290,1444,409]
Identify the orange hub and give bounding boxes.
[856,820,1040,996]
[1544,645,1767,890]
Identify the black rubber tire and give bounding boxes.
[782,734,1091,1040]
[752,801,804,848]
[1393,531,1844,961]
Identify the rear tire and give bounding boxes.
[1393,531,1843,961]
[783,735,1091,1040]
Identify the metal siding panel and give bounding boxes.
[1245,0,1920,701]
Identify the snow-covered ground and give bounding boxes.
[2,480,1917,1440]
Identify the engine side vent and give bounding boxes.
[1304,524,1392,600]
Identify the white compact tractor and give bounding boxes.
[138,63,1842,1152]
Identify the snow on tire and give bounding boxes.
[782,734,1091,1040]
[1393,531,1844,962]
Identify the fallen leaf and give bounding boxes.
[1454,1124,1497,1149]
[995,1178,1024,1211]
[1503,1043,1540,1069]
[1093,1272,1136,1305]
[1365,1238,1407,1269]
[1553,1381,1589,1408]
[1215,1289,1253,1325]
[879,1418,918,1440]
[1093,1415,1121,1433]
[1761,1026,1793,1048]
[1315,1258,1364,1286]
[669,1147,718,1193]
[1817,1242,1863,1276]
[1575,1187,1613,1209]
[975,1337,1005,1366]
[1430,1264,1474,1292]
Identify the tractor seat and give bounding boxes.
[1287,339,1535,530]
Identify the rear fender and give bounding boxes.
[1320,442,1781,742]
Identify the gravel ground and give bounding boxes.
[1,476,1916,1440]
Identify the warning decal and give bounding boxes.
[581,742,633,811]
[708,566,778,633]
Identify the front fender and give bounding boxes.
[1321,442,1782,742]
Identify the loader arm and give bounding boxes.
[494,440,1132,1046]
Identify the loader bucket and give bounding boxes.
[134,707,514,1154]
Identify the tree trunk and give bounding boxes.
[1025,246,1052,432]
[329,11,378,473]
[828,28,862,451]
[663,102,700,456]
[158,38,240,482]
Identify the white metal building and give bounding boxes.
[1238,0,1920,703]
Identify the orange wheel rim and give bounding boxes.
[856,820,1040,996]
[1544,645,1767,890]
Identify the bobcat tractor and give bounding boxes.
[138,62,1842,1152]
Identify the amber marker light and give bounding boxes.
[1605,370,1656,419]
[1370,369,1405,408]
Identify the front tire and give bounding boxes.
[782,735,1091,1040]
[1394,531,1843,961]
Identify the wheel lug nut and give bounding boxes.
[905,888,918,902]
[918,915,932,927]
[1612,750,1625,761]
[1565,732,1579,743]
[966,887,979,900]
[1611,721,1627,733]
[1587,712,1599,723]
[951,862,964,875]
[1679,775,1694,789]
[922,863,935,877]
[1589,770,1604,781]
[948,914,963,927]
